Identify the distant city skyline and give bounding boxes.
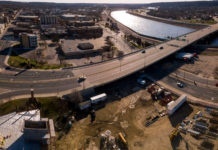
[0,0,211,4]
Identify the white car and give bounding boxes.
[137,75,146,86]
[137,78,146,85]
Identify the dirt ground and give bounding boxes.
[180,48,218,79]
[55,89,218,150]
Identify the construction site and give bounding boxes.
[55,77,218,150]
[0,73,217,150]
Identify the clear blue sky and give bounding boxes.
[2,0,210,4]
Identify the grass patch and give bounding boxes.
[0,99,27,116]
[0,96,77,137]
[0,97,62,120]
[8,52,71,69]
[38,97,62,119]
[180,19,216,25]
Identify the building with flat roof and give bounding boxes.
[68,21,95,27]
[16,22,31,28]
[0,110,55,150]
[17,15,39,23]
[41,25,67,38]
[13,27,33,37]
[24,118,55,145]
[20,33,38,48]
[62,14,91,21]
[68,26,103,39]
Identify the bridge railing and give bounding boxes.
[62,44,156,70]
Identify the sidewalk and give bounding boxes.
[145,74,218,109]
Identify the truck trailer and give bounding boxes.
[78,93,107,111]
[167,94,187,115]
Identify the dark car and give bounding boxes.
[78,76,86,83]
[177,81,184,88]
[5,66,11,70]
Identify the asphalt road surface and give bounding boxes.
[0,22,217,101]
[160,75,218,102]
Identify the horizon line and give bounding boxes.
[0,0,211,4]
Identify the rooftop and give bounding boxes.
[18,15,39,19]
[62,14,86,18]
[0,110,40,149]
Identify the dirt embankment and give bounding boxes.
[128,11,207,30]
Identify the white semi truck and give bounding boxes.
[78,93,107,111]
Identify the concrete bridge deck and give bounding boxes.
[74,24,218,89]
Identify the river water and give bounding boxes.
[111,10,195,40]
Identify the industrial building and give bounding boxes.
[68,26,103,38]
[20,33,38,48]
[40,15,58,25]
[62,14,91,21]
[17,15,39,23]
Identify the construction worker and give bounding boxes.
[194,81,197,86]
[90,109,96,124]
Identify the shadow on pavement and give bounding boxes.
[14,68,29,76]
[0,47,10,55]
[12,48,35,55]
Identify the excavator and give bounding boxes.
[169,124,180,141]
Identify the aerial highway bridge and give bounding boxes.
[0,23,217,102]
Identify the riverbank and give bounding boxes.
[127,11,207,30]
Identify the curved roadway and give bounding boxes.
[0,22,217,102]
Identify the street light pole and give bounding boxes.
[141,50,146,69]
